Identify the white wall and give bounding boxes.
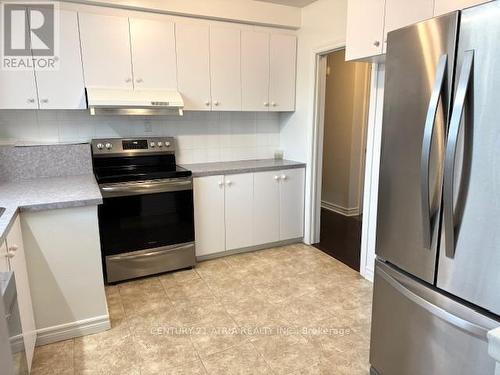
[68,0,301,29]
[0,111,281,165]
[22,206,109,344]
[280,0,349,242]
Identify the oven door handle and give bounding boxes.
[100,178,192,198]
[108,243,194,261]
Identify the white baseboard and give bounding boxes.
[196,238,303,262]
[36,315,110,346]
[321,200,360,217]
[363,267,374,283]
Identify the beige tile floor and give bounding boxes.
[31,244,373,375]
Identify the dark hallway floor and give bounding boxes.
[313,208,362,272]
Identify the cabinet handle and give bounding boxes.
[264,102,269,107]
[27,98,35,103]
[136,78,143,83]
[218,181,224,187]
[271,102,277,107]
[125,78,132,83]
[373,40,381,47]
[41,99,49,104]
[226,180,232,186]
[281,175,287,180]
[205,101,211,106]
[8,245,18,252]
[274,175,280,181]
[213,101,220,106]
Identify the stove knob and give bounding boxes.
[105,143,113,150]
[96,143,104,150]
[157,141,163,148]
[150,142,155,148]
[165,141,171,147]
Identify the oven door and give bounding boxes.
[98,178,195,280]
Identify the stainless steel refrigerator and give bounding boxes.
[371,2,500,374]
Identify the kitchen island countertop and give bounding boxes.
[0,174,102,243]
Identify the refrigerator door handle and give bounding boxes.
[377,264,490,340]
[420,54,448,249]
[443,50,474,258]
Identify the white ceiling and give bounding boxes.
[254,0,317,8]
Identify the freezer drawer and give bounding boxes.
[371,260,499,375]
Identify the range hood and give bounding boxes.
[86,88,184,116]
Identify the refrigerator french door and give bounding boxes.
[372,2,500,375]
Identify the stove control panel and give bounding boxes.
[91,137,175,156]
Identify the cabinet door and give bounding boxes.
[253,171,280,246]
[279,168,305,240]
[434,0,487,16]
[79,13,133,89]
[384,0,434,37]
[225,173,254,250]
[269,34,296,112]
[241,30,270,111]
[36,10,85,109]
[194,176,225,256]
[176,22,211,110]
[345,0,386,61]
[210,26,241,111]
[6,216,36,370]
[0,70,38,109]
[129,17,177,90]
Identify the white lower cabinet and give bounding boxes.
[279,168,305,240]
[253,171,280,245]
[225,174,254,250]
[194,167,305,257]
[5,216,36,371]
[194,175,226,256]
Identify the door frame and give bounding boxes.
[309,42,382,281]
[309,41,346,246]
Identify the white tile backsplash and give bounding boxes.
[0,110,281,164]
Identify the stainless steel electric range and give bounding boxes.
[91,137,195,283]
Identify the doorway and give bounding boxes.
[312,48,371,271]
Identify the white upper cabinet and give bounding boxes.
[346,0,471,60]
[224,173,254,250]
[129,18,177,90]
[36,10,85,109]
[241,30,270,111]
[79,13,133,89]
[253,171,280,245]
[0,69,38,109]
[176,22,212,110]
[194,175,226,256]
[269,33,297,112]
[345,0,386,61]
[384,0,434,36]
[434,0,488,16]
[209,26,242,111]
[279,168,305,240]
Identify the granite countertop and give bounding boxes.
[0,174,102,243]
[181,159,306,177]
